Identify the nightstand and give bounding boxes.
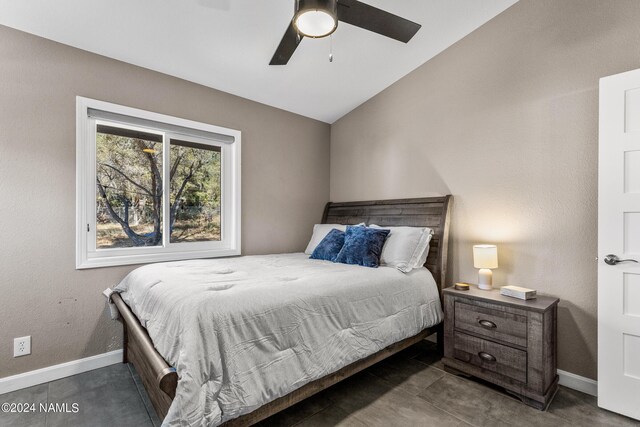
[442,286,559,410]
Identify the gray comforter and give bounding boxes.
[114,253,442,426]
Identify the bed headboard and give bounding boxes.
[321,195,452,292]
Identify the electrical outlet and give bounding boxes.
[13,336,31,357]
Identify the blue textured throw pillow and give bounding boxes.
[334,225,390,268]
[310,228,345,261]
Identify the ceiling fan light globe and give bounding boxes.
[294,10,337,38]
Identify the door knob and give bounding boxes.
[604,254,639,265]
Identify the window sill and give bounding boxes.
[76,247,241,269]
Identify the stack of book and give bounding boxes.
[500,285,537,300]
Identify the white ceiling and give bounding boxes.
[0,0,517,123]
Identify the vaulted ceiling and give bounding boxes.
[0,0,517,123]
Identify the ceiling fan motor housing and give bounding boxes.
[294,0,338,38]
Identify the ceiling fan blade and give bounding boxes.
[270,21,303,65]
[337,0,421,43]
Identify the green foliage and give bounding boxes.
[95,130,221,248]
[170,144,221,209]
[96,133,161,212]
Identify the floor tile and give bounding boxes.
[411,341,445,371]
[367,356,445,396]
[329,371,469,427]
[46,364,153,427]
[418,373,570,427]
[0,384,48,427]
[294,406,369,427]
[548,386,640,427]
[260,389,333,427]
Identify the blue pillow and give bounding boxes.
[310,228,345,261]
[334,225,390,268]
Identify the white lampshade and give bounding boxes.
[473,245,498,269]
[294,10,337,38]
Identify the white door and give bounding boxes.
[598,68,640,420]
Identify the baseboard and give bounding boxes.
[557,369,597,397]
[0,350,123,395]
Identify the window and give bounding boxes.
[76,97,240,269]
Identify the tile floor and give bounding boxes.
[1,341,637,427]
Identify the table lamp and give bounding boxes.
[473,245,498,290]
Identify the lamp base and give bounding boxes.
[478,268,493,290]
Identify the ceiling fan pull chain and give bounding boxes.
[329,34,334,63]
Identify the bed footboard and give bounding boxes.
[111,293,177,419]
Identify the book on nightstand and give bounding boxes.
[500,285,537,300]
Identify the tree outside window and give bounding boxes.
[96,125,221,249]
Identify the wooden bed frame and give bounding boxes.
[111,195,452,426]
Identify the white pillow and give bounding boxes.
[304,223,364,255]
[369,225,433,273]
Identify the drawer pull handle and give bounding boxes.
[478,319,497,329]
[478,351,497,362]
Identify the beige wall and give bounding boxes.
[0,25,330,378]
[3,0,639,383]
[331,0,640,380]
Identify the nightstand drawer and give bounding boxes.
[455,301,527,347]
[453,331,527,383]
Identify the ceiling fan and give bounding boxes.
[270,0,421,65]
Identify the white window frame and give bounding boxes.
[76,96,241,269]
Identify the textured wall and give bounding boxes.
[0,25,330,378]
[330,0,640,380]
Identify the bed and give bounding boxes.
[110,195,452,426]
